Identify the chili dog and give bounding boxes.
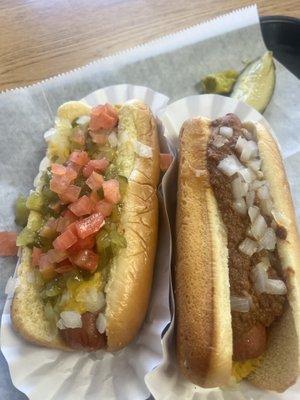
[175,114,300,391]
[12,99,160,351]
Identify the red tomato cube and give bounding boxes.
[68,195,94,217]
[32,247,43,267]
[53,229,78,251]
[51,163,67,176]
[86,172,104,191]
[89,104,118,131]
[102,179,121,204]
[69,150,90,166]
[75,213,105,239]
[59,185,81,204]
[0,231,18,256]
[68,234,96,253]
[71,249,99,272]
[94,200,113,217]
[38,254,57,280]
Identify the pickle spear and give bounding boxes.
[231,51,275,113]
[201,70,239,94]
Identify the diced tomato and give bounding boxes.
[58,185,81,204]
[0,231,18,256]
[70,249,99,272]
[82,158,109,178]
[50,175,70,194]
[32,247,43,267]
[68,195,94,217]
[51,163,67,176]
[46,249,68,263]
[39,217,58,238]
[68,234,96,253]
[75,213,105,239]
[72,129,85,146]
[53,229,78,251]
[66,161,82,174]
[66,221,78,236]
[89,131,108,145]
[38,254,57,280]
[55,261,75,274]
[89,191,99,207]
[160,153,173,171]
[65,166,78,182]
[94,200,114,217]
[86,172,104,191]
[57,210,77,233]
[89,104,118,131]
[102,179,121,204]
[69,150,90,166]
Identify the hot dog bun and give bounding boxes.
[11,99,160,351]
[175,117,300,390]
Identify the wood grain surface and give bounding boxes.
[0,0,299,91]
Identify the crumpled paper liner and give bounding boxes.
[1,84,174,400]
[145,94,300,400]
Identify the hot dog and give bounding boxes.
[11,99,160,351]
[175,114,300,391]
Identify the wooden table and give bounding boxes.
[0,0,299,92]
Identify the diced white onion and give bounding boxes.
[76,115,90,126]
[257,184,270,200]
[239,237,258,256]
[246,190,255,208]
[219,126,233,138]
[251,263,268,293]
[235,136,248,154]
[76,288,105,313]
[230,296,251,313]
[260,198,273,216]
[251,180,266,190]
[271,210,290,227]
[212,135,228,148]
[246,159,261,172]
[265,279,287,295]
[108,132,118,148]
[44,128,56,142]
[231,176,248,200]
[259,227,277,250]
[241,128,253,140]
[57,311,82,329]
[134,140,153,158]
[251,214,268,240]
[217,155,243,177]
[240,140,258,162]
[233,199,247,215]
[248,206,260,223]
[238,168,256,183]
[96,313,106,334]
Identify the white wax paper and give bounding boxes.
[146,94,300,400]
[1,84,174,400]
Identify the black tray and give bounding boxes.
[260,16,300,78]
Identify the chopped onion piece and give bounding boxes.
[271,210,290,227]
[265,279,287,295]
[233,199,247,215]
[246,190,255,208]
[96,313,106,334]
[219,126,233,138]
[260,198,273,216]
[238,168,256,183]
[248,206,260,223]
[217,155,243,177]
[241,128,253,140]
[231,176,248,200]
[259,227,277,250]
[57,311,82,329]
[240,140,258,162]
[251,263,268,293]
[134,140,153,158]
[251,214,268,240]
[246,159,261,172]
[212,135,228,148]
[257,184,270,200]
[108,132,118,148]
[239,237,258,256]
[230,296,251,313]
[235,136,248,154]
[251,180,266,190]
[76,115,90,126]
